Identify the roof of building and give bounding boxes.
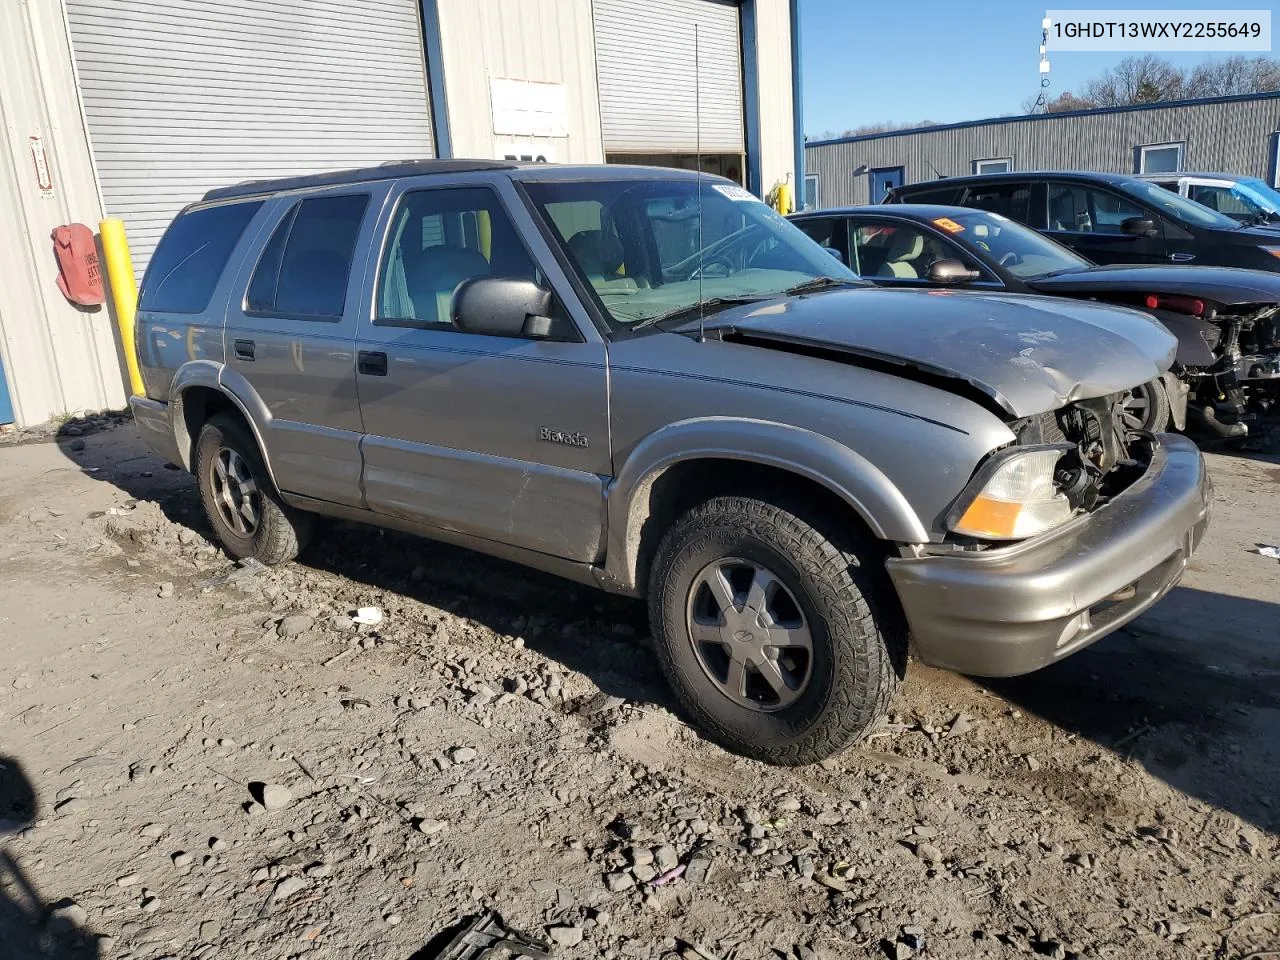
[804,90,1280,150]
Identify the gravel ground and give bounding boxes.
[1,423,1278,960]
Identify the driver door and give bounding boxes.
[354,178,610,562]
[1045,183,1168,264]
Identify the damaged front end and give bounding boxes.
[1148,299,1280,437]
[943,390,1155,545]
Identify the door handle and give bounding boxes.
[358,350,388,376]
[1169,252,1196,263]
[234,339,255,361]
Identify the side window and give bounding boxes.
[377,187,540,328]
[1047,185,1145,234]
[963,183,1031,224]
[1188,184,1251,217]
[140,201,263,313]
[850,221,970,281]
[246,194,369,319]
[793,218,849,265]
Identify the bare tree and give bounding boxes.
[1081,54,1185,106]
[1183,55,1280,98]
[837,119,937,137]
[1024,90,1098,113]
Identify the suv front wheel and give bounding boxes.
[648,495,905,765]
[195,413,311,565]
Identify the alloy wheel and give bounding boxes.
[210,447,260,537]
[685,557,814,712]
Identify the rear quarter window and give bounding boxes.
[246,193,369,320]
[139,201,263,313]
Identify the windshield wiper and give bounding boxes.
[782,276,862,296]
[630,295,768,331]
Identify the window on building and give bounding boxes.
[804,173,820,210]
[973,158,1012,175]
[377,187,540,328]
[1047,184,1145,234]
[247,194,369,319]
[962,183,1032,224]
[140,201,263,314]
[1136,142,1184,174]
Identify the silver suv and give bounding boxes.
[130,161,1211,765]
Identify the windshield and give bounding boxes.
[524,178,862,331]
[1119,180,1241,229]
[938,210,1090,279]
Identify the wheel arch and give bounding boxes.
[603,418,929,596]
[169,362,276,483]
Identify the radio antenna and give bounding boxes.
[695,22,706,343]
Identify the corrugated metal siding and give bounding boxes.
[437,0,604,164]
[806,97,1280,207]
[0,0,124,426]
[593,0,744,153]
[65,0,435,273]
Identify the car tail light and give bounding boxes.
[1144,293,1204,316]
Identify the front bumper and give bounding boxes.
[886,433,1211,677]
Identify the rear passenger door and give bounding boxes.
[354,178,610,563]
[223,188,385,508]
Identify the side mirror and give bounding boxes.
[926,258,981,284]
[1120,216,1158,238]
[452,277,553,339]
[822,246,846,265]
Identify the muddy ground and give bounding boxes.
[1,422,1278,960]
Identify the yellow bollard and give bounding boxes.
[99,218,145,397]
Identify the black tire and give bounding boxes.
[195,413,311,565]
[647,495,905,766]
[1124,378,1171,433]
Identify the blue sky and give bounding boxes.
[798,0,1272,138]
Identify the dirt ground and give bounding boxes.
[1,421,1278,960]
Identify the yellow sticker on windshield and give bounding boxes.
[933,217,964,234]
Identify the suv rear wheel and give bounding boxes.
[648,495,904,765]
[195,413,311,565]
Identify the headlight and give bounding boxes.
[948,447,1076,541]
[1261,246,1280,260]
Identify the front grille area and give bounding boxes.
[1009,391,1152,512]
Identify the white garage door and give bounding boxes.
[65,0,435,273]
[593,0,744,154]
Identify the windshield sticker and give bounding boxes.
[932,217,965,233]
[712,184,756,202]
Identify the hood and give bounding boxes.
[705,287,1176,418]
[1028,263,1280,304]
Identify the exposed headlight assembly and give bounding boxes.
[947,445,1076,541]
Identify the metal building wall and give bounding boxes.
[593,0,744,154]
[805,94,1280,207]
[0,0,126,428]
[753,0,796,199]
[65,0,437,274]
[435,0,604,164]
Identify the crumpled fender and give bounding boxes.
[601,416,929,594]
